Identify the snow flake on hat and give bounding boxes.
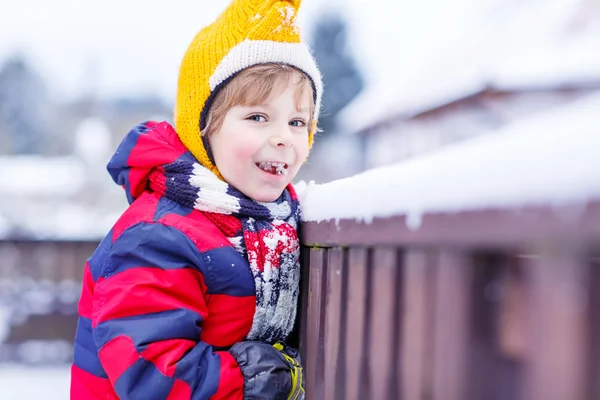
[274,5,299,34]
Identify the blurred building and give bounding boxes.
[338,0,600,170]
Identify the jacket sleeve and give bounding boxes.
[91,222,244,400]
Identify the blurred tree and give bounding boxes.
[0,56,50,154]
[310,11,364,134]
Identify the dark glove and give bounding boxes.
[229,341,305,400]
[273,342,304,400]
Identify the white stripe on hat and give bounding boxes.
[208,39,322,121]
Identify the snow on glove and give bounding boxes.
[229,341,305,400]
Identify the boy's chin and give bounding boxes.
[240,185,287,203]
[233,174,296,202]
[250,190,285,203]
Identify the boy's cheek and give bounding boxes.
[295,142,310,164]
[233,142,259,161]
[227,146,261,171]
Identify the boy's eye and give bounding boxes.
[247,114,267,122]
[289,119,306,127]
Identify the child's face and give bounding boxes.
[209,79,311,202]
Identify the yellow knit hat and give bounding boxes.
[175,0,323,177]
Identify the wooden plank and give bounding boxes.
[368,247,401,400]
[401,249,435,400]
[72,242,96,281]
[432,250,472,400]
[37,242,61,281]
[0,242,19,279]
[497,261,528,361]
[57,243,79,282]
[588,254,600,399]
[324,248,345,400]
[298,246,311,363]
[521,249,589,400]
[344,248,369,400]
[468,253,522,400]
[17,242,35,278]
[301,201,600,248]
[305,248,327,400]
[335,249,350,400]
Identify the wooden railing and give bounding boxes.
[298,202,600,400]
[294,104,600,400]
[1,207,599,399]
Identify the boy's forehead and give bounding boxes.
[262,79,312,104]
[248,98,311,112]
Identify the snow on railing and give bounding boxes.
[298,93,600,227]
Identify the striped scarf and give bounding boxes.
[149,161,301,343]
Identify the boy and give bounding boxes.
[69,0,322,398]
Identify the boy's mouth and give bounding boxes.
[256,161,289,176]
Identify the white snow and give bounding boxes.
[0,364,70,400]
[0,215,10,238]
[0,156,85,197]
[74,117,113,165]
[487,28,600,90]
[337,0,600,135]
[0,201,122,241]
[278,5,299,33]
[0,0,478,101]
[15,341,73,365]
[298,92,600,223]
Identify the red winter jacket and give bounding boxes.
[70,122,261,399]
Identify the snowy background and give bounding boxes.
[0,364,70,400]
[1,0,599,398]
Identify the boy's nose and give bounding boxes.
[270,128,294,148]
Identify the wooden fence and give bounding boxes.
[299,202,600,400]
[1,203,599,400]
[0,240,96,362]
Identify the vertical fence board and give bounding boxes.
[324,248,345,400]
[298,246,311,364]
[0,242,19,279]
[521,250,589,400]
[72,242,95,281]
[588,253,600,399]
[401,249,435,400]
[301,204,600,400]
[368,247,401,400]
[432,250,472,400]
[305,248,327,400]
[57,243,78,282]
[497,259,528,362]
[336,249,350,400]
[468,254,523,400]
[344,248,369,400]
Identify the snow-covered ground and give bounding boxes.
[0,364,70,400]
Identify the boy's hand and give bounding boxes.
[272,342,304,400]
[229,341,305,400]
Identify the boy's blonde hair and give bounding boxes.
[203,63,315,139]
